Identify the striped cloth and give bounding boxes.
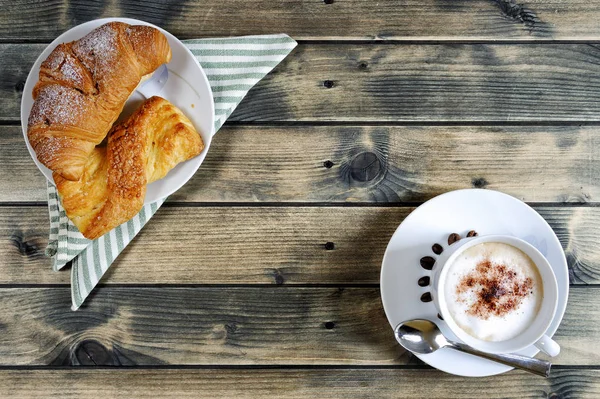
[45,34,297,310]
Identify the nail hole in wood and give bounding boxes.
[432,243,443,255]
[420,256,435,270]
[472,177,488,189]
[323,160,334,169]
[418,276,430,287]
[15,80,25,93]
[324,321,336,329]
[358,61,368,70]
[324,242,335,250]
[323,0,334,4]
[420,292,432,303]
[323,80,335,88]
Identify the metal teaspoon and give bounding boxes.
[394,319,551,377]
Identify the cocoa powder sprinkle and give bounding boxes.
[456,259,534,319]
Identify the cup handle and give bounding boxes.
[534,334,560,357]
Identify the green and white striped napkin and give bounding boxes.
[45,34,297,310]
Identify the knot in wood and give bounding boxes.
[497,0,538,28]
[74,340,112,366]
[225,323,238,335]
[350,152,381,182]
[10,233,38,257]
[271,269,285,285]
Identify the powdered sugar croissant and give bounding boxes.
[28,22,172,181]
[53,97,204,240]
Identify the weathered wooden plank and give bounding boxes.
[2,207,599,285]
[0,287,404,366]
[0,286,596,365]
[0,44,28,122]
[3,124,600,203]
[6,43,600,122]
[0,126,47,202]
[0,0,599,41]
[0,369,596,398]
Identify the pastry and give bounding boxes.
[28,22,172,181]
[54,96,204,239]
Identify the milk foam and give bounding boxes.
[444,242,543,342]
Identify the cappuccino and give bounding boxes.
[444,242,543,342]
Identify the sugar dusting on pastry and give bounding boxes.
[27,22,172,181]
[29,84,88,127]
[72,23,118,77]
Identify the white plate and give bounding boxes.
[380,189,568,377]
[20,18,215,204]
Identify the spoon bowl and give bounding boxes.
[394,319,448,354]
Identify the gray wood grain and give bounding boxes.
[6,44,600,122]
[0,287,404,366]
[0,0,598,41]
[1,206,599,285]
[0,369,597,398]
[4,125,599,203]
[0,286,595,366]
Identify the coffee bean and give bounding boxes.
[432,243,443,255]
[420,292,433,302]
[420,256,435,270]
[467,230,478,237]
[418,276,430,287]
[448,233,461,245]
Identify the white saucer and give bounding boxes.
[20,18,215,204]
[380,189,568,377]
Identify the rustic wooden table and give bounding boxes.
[1,1,599,398]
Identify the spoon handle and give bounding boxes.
[450,341,551,377]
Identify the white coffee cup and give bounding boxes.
[431,235,560,357]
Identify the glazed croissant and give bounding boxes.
[54,97,204,239]
[28,22,172,181]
